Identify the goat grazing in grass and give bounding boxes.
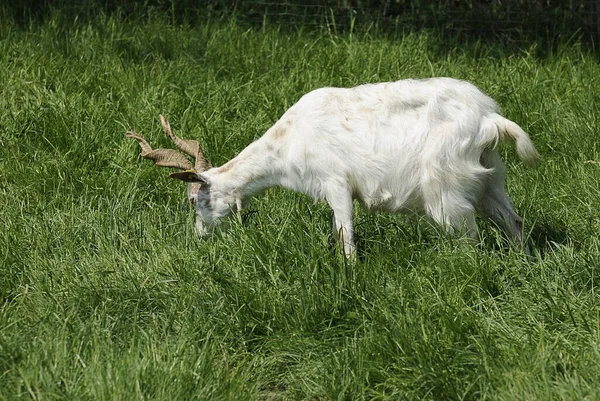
[127,78,538,258]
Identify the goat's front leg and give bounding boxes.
[326,186,356,259]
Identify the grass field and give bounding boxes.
[1,9,600,400]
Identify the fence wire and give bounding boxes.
[5,1,600,44]
[229,0,600,43]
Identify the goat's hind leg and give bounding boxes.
[478,189,525,244]
[478,150,528,249]
[426,195,480,241]
[422,169,480,241]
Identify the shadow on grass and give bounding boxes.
[528,218,572,258]
[4,0,598,58]
[352,213,573,261]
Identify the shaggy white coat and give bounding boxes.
[179,78,538,257]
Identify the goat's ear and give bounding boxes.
[169,170,208,185]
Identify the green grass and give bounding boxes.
[1,10,600,400]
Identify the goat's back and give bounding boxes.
[271,78,514,211]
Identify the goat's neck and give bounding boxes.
[207,137,284,204]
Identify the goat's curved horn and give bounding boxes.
[127,131,194,171]
[160,115,212,172]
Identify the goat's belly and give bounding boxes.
[355,183,423,213]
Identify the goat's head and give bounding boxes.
[127,115,227,237]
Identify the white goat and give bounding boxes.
[128,78,538,257]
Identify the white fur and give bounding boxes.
[187,78,538,257]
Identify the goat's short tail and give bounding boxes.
[484,113,539,166]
